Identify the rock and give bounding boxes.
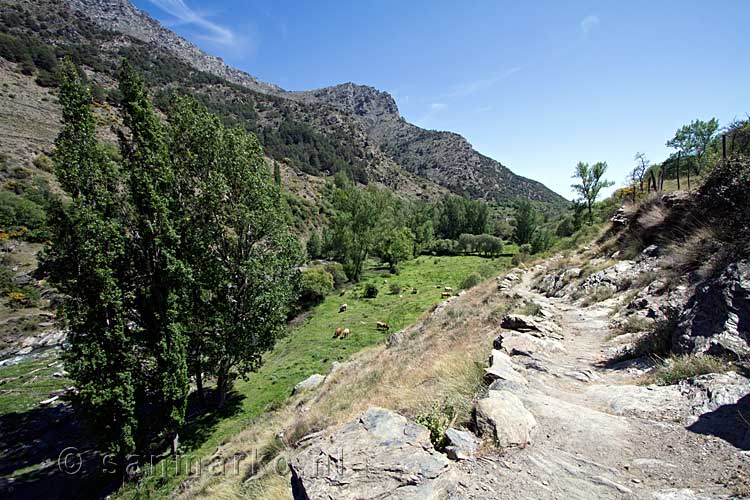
[484,349,527,386]
[502,331,566,357]
[500,314,563,339]
[292,374,325,394]
[642,244,661,257]
[610,206,629,226]
[387,331,405,347]
[39,395,59,406]
[674,260,750,358]
[487,378,527,394]
[651,489,703,500]
[474,390,536,448]
[443,427,480,460]
[289,407,461,499]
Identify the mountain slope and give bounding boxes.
[292,83,567,205]
[59,0,567,207]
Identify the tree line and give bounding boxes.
[44,59,300,467]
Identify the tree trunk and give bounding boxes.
[216,363,230,408]
[676,154,681,190]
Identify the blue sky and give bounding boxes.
[132,0,750,199]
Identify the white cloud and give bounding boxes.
[430,102,446,110]
[580,15,600,37]
[147,0,235,45]
[442,67,521,99]
[414,102,448,128]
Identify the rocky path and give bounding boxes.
[290,267,750,500]
[454,269,750,500]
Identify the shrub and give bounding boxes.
[363,283,379,298]
[32,153,54,172]
[415,406,450,450]
[580,286,615,306]
[324,261,347,288]
[647,355,731,386]
[460,272,482,290]
[298,267,334,308]
[0,190,49,241]
[519,243,532,255]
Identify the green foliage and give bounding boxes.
[325,175,382,281]
[0,190,49,241]
[555,216,575,238]
[363,283,379,298]
[306,231,323,260]
[415,406,450,450]
[666,118,719,174]
[44,61,300,460]
[647,355,731,386]
[299,267,334,307]
[460,271,482,290]
[571,161,614,222]
[513,200,538,245]
[428,238,459,256]
[324,261,347,288]
[436,195,488,239]
[377,227,414,270]
[530,228,555,254]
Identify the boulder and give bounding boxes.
[674,260,750,358]
[292,374,325,394]
[484,349,527,385]
[501,314,563,339]
[474,390,536,448]
[642,244,661,257]
[289,407,461,499]
[443,427,480,460]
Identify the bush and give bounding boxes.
[519,243,532,255]
[324,261,347,288]
[647,355,731,386]
[415,407,450,450]
[298,266,334,308]
[32,153,54,172]
[363,283,379,298]
[460,272,482,290]
[0,190,49,241]
[306,231,322,260]
[428,239,458,256]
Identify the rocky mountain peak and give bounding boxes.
[291,82,401,122]
[66,0,283,94]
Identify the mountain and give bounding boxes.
[0,0,567,209]
[291,83,564,204]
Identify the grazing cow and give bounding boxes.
[444,286,453,292]
[333,327,342,339]
[376,321,389,331]
[341,328,351,338]
[339,303,348,313]
[441,292,452,299]
[411,288,418,294]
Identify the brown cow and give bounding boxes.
[376,321,389,331]
[341,328,351,338]
[333,327,342,339]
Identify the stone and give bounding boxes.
[484,349,527,386]
[674,260,750,358]
[642,244,661,257]
[289,407,462,499]
[443,427,480,460]
[474,390,536,448]
[501,314,563,339]
[292,374,325,394]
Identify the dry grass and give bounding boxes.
[580,286,615,307]
[644,355,733,386]
[177,273,516,498]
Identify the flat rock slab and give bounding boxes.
[484,349,527,386]
[444,427,480,460]
[501,314,563,339]
[474,390,536,448]
[290,407,462,499]
[292,373,325,394]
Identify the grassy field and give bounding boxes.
[117,252,515,497]
[0,349,68,416]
